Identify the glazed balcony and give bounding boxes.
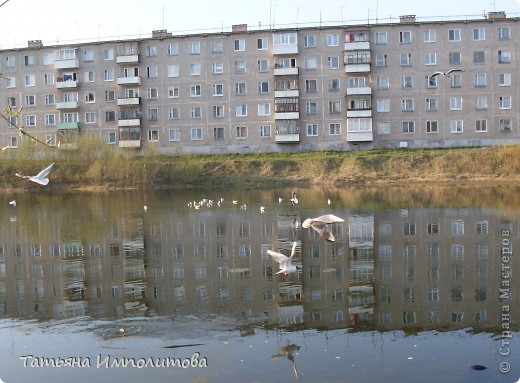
[117,97,141,106]
[56,101,78,109]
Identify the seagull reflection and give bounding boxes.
[271,343,301,378]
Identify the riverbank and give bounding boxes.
[2,145,520,191]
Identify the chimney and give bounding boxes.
[28,40,43,49]
[399,15,416,24]
[486,11,506,20]
[152,29,172,38]
[232,24,248,32]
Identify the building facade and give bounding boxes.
[0,12,518,154]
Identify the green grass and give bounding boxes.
[2,137,520,191]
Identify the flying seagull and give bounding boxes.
[302,214,345,242]
[267,241,299,275]
[430,69,464,78]
[15,163,55,186]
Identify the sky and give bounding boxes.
[0,0,519,48]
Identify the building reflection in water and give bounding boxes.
[0,194,517,335]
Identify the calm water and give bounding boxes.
[0,184,519,383]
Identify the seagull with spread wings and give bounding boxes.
[15,163,55,186]
[430,69,465,78]
[267,241,299,275]
[302,214,345,242]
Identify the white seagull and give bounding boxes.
[430,69,464,78]
[15,163,55,186]
[267,241,299,275]
[9,200,16,207]
[290,190,298,205]
[302,214,345,242]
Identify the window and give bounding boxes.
[146,46,157,57]
[85,112,95,124]
[499,119,512,132]
[329,123,341,135]
[306,102,318,114]
[448,29,461,41]
[449,52,461,65]
[236,126,248,139]
[235,82,246,95]
[24,54,35,66]
[213,84,223,96]
[257,37,268,50]
[105,90,115,101]
[400,53,412,66]
[499,73,511,86]
[147,88,158,99]
[104,48,114,60]
[189,41,200,54]
[210,40,222,53]
[499,27,510,40]
[258,81,269,94]
[499,96,512,109]
[167,43,178,56]
[44,73,54,85]
[25,115,36,126]
[474,51,485,64]
[498,50,510,63]
[189,63,201,76]
[212,105,224,118]
[401,98,414,112]
[234,39,245,51]
[305,57,317,70]
[450,120,463,133]
[236,104,247,117]
[424,52,436,65]
[104,69,114,81]
[329,78,340,91]
[402,76,413,88]
[85,91,95,103]
[326,34,339,46]
[44,114,55,126]
[474,73,486,87]
[43,53,54,65]
[168,86,180,98]
[327,56,340,69]
[450,74,462,88]
[44,94,55,105]
[25,95,35,106]
[234,60,246,73]
[305,79,317,93]
[328,100,341,114]
[105,111,116,122]
[191,128,203,140]
[424,30,436,42]
[475,119,487,132]
[426,120,438,133]
[377,77,389,90]
[147,108,158,120]
[402,121,415,134]
[399,31,411,44]
[304,35,316,47]
[190,85,201,97]
[146,66,157,78]
[449,97,462,110]
[105,131,116,144]
[213,127,224,140]
[377,121,390,134]
[375,32,387,44]
[376,99,390,112]
[260,125,271,137]
[307,124,318,136]
[148,129,159,141]
[167,64,180,77]
[25,75,35,87]
[473,28,485,41]
[168,107,180,119]
[190,106,202,118]
[375,54,388,67]
[257,59,269,72]
[258,103,270,116]
[475,96,487,110]
[425,98,438,111]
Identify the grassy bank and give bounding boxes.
[2,140,520,191]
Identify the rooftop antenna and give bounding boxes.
[162,5,165,29]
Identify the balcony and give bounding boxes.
[119,127,141,148]
[274,67,299,76]
[117,97,140,106]
[275,121,299,143]
[274,89,299,98]
[347,118,373,142]
[117,76,141,85]
[346,87,372,96]
[345,63,371,73]
[54,59,79,69]
[56,80,78,89]
[116,55,139,64]
[347,109,372,118]
[57,122,79,130]
[118,118,141,127]
[119,140,141,148]
[56,101,78,109]
[344,41,370,51]
[275,112,300,120]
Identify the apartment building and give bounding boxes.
[0,11,517,154]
